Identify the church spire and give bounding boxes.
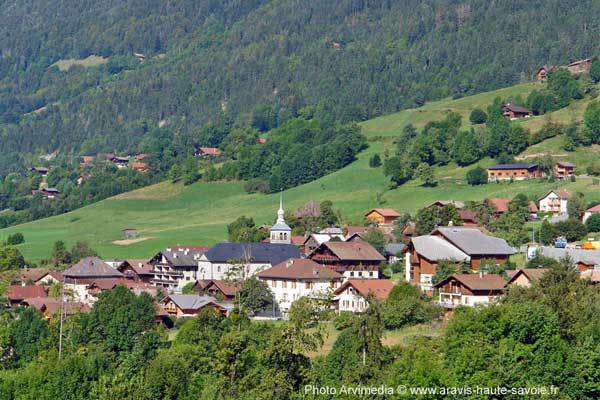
[277,194,285,223]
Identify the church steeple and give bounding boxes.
[270,194,291,244]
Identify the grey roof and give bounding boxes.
[487,163,538,170]
[383,243,406,256]
[157,248,206,267]
[63,257,124,278]
[535,246,600,266]
[271,221,291,231]
[434,227,515,256]
[166,295,222,310]
[411,236,470,262]
[204,242,301,264]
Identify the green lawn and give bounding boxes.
[2,81,599,262]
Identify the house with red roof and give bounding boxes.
[308,241,385,279]
[486,198,538,219]
[334,279,396,313]
[193,279,241,301]
[505,268,549,288]
[433,273,506,308]
[257,258,343,314]
[194,147,222,157]
[6,285,48,306]
[583,204,600,224]
[538,189,570,215]
[365,208,401,225]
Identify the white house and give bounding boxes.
[62,257,125,304]
[149,246,208,291]
[197,242,301,281]
[432,273,506,308]
[334,279,395,313]
[256,258,343,315]
[538,189,570,215]
[583,204,600,223]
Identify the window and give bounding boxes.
[291,281,297,289]
[349,271,354,277]
[282,281,287,288]
[369,271,374,277]
[217,266,221,273]
[271,280,277,288]
[305,282,312,289]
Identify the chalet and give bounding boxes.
[198,242,301,281]
[583,204,600,223]
[502,103,530,119]
[538,189,570,215]
[554,161,575,179]
[566,58,592,75]
[257,258,343,314]
[115,259,154,283]
[122,228,138,239]
[302,233,345,253]
[193,279,240,301]
[400,222,416,238]
[427,200,465,210]
[308,241,385,279]
[486,198,538,219]
[365,208,401,225]
[21,297,89,319]
[536,65,549,82]
[150,246,209,291]
[131,162,149,172]
[33,271,63,285]
[404,235,470,293]
[62,257,124,304]
[32,188,60,199]
[532,246,600,272]
[86,278,158,303]
[383,243,406,264]
[487,163,541,182]
[194,147,222,157]
[13,268,62,285]
[111,156,130,169]
[29,167,49,176]
[161,294,229,317]
[334,279,396,313]
[505,268,549,288]
[135,154,149,161]
[433,273,506,308]
[80,155,95,165]
[6,285,47,306]
[432,227,514,270]
[458,210,478,226]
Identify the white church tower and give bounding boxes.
[270,195,292,244]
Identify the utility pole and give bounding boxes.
[58,277,65,359]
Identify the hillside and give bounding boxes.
[1,0,599,175]
[4,81,600,262]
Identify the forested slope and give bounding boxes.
[1,0,599,174]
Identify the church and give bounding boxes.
[269,196,292,244]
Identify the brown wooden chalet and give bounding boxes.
[308,241,384,274]
[502,103,530,119]
[554,161,575,179]
[193,279,241,301]
[433,273,506,308]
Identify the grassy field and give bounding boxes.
[50,55,108,71]
[2,81,600,262]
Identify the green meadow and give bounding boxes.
[3,82,600,262]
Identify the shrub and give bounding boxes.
[333,312,357,331]
[244,179,271,193]
[585,213,600,233]
[469,108,487,124]
[5,232,24,245]
[369,154,382,168]
[466,166,487,185]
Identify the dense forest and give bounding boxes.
[1,0,599,176]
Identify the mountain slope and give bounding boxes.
[4,82,600,262]
[1,0,599,174]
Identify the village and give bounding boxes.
[7,152,600,326]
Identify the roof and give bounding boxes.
[334,279,395,300]
[203,280,241,297]
[539,189,571,201]
[487,163,538,170]
[503,103,530,114]
[155,247,208,267]
[534,246,600,266]
[505,268,549,286]
[586,204,600,213]
[62,257,123,278]
[131,162,149,171]
[271,221,292,231]
[87,278,129,290]
[317,241,385,261]
[581,269,600,283]
[305,233,346,246]
[22,297,90,315]
[14,268,51,283]
[556,161,575,168]
[383,243,406,256]
[434,227,515,256]
[434,274,506,291]
[124,260,153,275]
[410,235,470,262]
[486,198,538,214]
[459,210,477,222]
[7,285,48,300]
[365,208,401,218]
[203,242,301,264]
[428,200,465,209]
[568,58,592,66]
[197,147,222,156]
[257,258,343,280]
[163,294,225,311]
